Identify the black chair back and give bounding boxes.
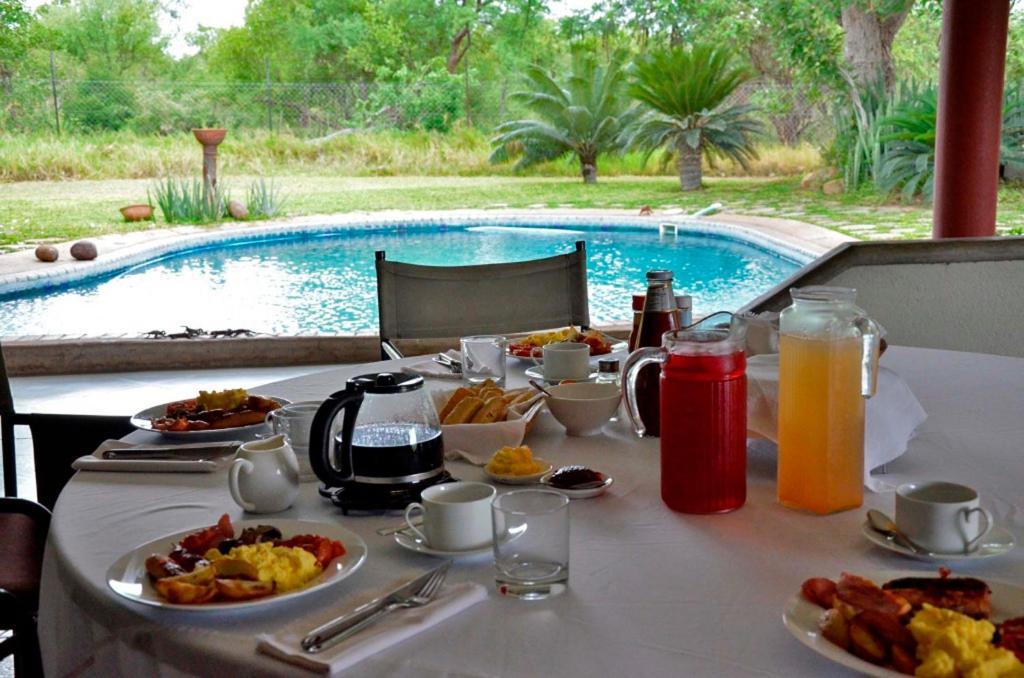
[26,413,135,510]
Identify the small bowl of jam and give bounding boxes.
[540,465,613,499]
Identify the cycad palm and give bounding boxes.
[628,45,763,191]
[490,52,636,184]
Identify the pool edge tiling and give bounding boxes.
[0,209,847,300]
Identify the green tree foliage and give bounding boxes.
[0,0,33,80]
[489,50,636,183]
[627,45,763,191]
[37,0,169,78]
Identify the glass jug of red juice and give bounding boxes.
[622,316,748,513]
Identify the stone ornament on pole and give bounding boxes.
[192,128,227,190]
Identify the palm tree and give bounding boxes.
[628,45,763,191]
[490,51,636,184]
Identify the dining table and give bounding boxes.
[36,345,1024,677]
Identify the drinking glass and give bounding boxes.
[460,335,508,387]
[267,401,320,481]
[492,489,569,599]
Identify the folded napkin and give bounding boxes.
[257,582,487,674]
[402,350,462,380]
[746,354,927,491]
[72,439,238,473]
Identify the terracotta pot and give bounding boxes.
[119,204,154,222]
[192,128,227,146]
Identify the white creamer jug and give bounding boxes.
[228,434,300,513]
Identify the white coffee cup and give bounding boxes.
[229,434,300,514]
[895,481,994,554]
[404,481,496,551]
[532,342,591,382]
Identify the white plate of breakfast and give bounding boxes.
[506,327,623,362]
[783,569,1024,677]
[130,388,288,440]
[107,515,367,611]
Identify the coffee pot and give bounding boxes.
[309,372,447,511]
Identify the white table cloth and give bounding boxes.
[38,346,1024,677]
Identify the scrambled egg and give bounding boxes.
[909,604,1024,678]
[487,445,543,476]
[208,543,321,592]
[520,327,580,347]
[197,388,248,411]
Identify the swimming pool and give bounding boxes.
[0,221,804,337]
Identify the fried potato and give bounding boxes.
[212,558,259,581]
[857,609,915,649]
[440,387,474,421]
[167,565,215,586]
[215,578,276,600]
[848,617,888,665]
[818,609,850,649]
[443,396,484,424]
[890,643,918,675]
[154,579,217,605]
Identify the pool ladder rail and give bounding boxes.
[659,202,723,237]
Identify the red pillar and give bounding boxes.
[932,0,1010,238]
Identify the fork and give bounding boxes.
[433,353,462,374]
[303,561,451,654]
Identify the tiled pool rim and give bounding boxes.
[0,210,838,299]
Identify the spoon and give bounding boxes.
[867,509,923,554]
[528,379,554,397]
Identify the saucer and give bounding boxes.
[861,522,1016,561]
[484,458,553,485]
[524,365,598,383]
[539,472,613,499]
[394,529,492,558]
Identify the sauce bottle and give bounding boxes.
[632,271,682,436]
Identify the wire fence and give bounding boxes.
[0,71,831,144]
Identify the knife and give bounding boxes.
[300,563,448,653]
[101,442,241,460]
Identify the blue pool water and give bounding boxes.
[0,223,802,337]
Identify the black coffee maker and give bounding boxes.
[309,372,451,513]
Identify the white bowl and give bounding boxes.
[545,382,621,436]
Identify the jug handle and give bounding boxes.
[622,346,667,438]
[854,316,881,398]
[308,387,364,486]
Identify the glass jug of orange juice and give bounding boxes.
[777,287,880,514]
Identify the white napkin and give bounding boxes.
[257,582,487,674]
[746,354,927,491]
[401,350,462,380]
[71,439,237,473]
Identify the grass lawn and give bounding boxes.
[2,174,1023,251]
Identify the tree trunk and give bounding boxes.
[580,156,597,184]
[447,26,471,74]
[840,0,913,92]
[677,141,702,191]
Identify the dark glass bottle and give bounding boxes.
[633,270,682,437]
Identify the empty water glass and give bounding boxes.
[492,489,570,599]
[267,401,320,481]
[460,335,508,387]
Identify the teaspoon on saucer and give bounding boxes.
[866,509,924,554]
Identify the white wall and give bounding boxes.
[827,260,1024,356]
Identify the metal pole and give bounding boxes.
[932,0,1010,238]
[49,51,61,136]
[264,58,273,133]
